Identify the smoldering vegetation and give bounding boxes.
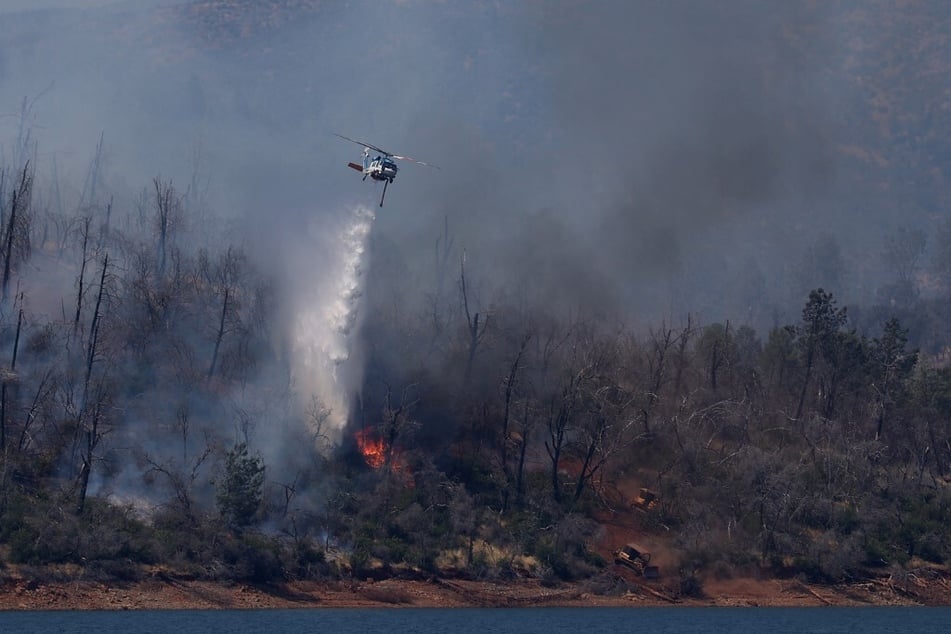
[0,0,950,590]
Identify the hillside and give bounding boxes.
[1,0,950,609]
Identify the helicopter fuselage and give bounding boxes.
[335,133,437,207]
[365,155,398,182]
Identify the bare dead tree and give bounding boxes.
[0,295,23,451]
[672,313,695,397]
[500,333,531,486]
[699,321,732,393]
[140,424,214,527]
[76,253,110,514]
[153,178,181,279]
[73,216,93,335]
[18,368,55,453]
[642,325,674,436]
[279,471,302,519]
[545,343,593,503]
[48,156,78,258]
[98,196,113,250]
[515,319,572,505]
[307,395,335,454]
[84,254,109,397]
[459,250,489,389]
[513,396,535,506]
[47,156,64,246]
[202,246,246,380]
[2,162,33,302]
[545,387,573,504]
[572,379,639,502]
[379,382,420,471]
[210,286,230,379]
[79,131,105,211]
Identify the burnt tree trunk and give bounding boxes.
[3,163,32,303]
[77,254,109,515]
[208,287,230,379]
[0,304,22,451]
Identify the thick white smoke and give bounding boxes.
[289,204,375,440]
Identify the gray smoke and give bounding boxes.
[1,0,942,505]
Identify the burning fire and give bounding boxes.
[355,428,387,469]
[354,429,412,486]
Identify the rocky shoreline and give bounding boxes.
[2,573,950,610]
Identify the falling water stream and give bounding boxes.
[290,204,374,439]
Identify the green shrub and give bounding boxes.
[678,569,705,598]
[293,541,329,579]
[215,532,286,583]
[348,542,373,577]
[8,525,44,564]
[86,559,144,582]
[216,443,265,530]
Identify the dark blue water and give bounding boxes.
[1,607,950,634]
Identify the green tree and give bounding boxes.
[795,289,848,421]
[910,366,951,478]
[216,442,265,530]
[696,322,737,393]
[761,325,797,408]
[870,318,917,440]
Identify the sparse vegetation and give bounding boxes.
[0,184,948,589]
[0,0,950,605]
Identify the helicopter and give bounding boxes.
[334,133,438,207]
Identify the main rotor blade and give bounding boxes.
[333,133,390,156]
[392,154,440,169]
[335,134,438,168]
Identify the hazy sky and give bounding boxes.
[0,0,944,334]
[0,0,181,11]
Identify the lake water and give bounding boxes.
[1,606,950,634]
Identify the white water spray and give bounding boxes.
[290,204,375,440]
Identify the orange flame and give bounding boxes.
[355,429,387,469]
